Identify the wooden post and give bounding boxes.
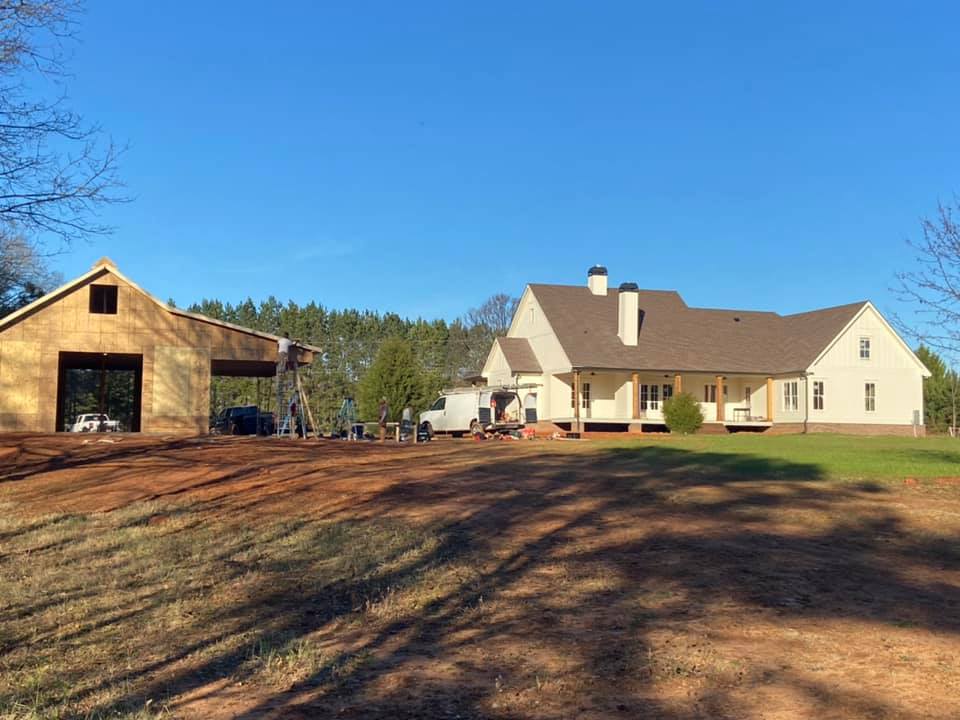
[674,374,682,394]
[716,375,725,422]
[766,377,774,421]
[98,356,107,417]
[573,370,582,435]
[632,372,640,419]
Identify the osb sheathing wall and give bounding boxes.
[0,268,282,434]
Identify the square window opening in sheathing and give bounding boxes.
[89,284,118,314]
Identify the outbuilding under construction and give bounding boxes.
[0,258,318,434]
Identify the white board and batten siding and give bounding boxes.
[804,304,927,426]
[483,288,572,418]
[483,341,514,387]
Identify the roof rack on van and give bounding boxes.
[438,382,541,395]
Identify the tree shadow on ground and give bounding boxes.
[4,441,959,719]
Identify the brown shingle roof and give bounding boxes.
[495,337,542,373]
[529,284,864,374]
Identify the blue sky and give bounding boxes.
[52,1,960,321]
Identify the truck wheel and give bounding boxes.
[470,420,483,436]
[422,422,434,440]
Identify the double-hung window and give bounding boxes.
[813,381,824,411]
[783,381,799,412]
[865,383,876,412]
[859,337,871,360]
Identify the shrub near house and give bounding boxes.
[663,392,704,434]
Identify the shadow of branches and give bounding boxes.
[2,439,958,719]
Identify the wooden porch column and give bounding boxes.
[573,370,582,435]
[632,372,640,419]
[716,375,725,422]
[766,377,774,421]
[674,374,682,394]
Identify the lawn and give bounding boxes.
[1,433,958,719]
[601,432,960,481]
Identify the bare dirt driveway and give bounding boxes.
[1,433,959,719]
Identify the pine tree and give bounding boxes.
[358,338,431,421]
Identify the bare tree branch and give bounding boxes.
[893,198,960,359]
[0,0,126,245]
[0,231,61,315]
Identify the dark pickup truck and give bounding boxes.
[211,405,274,435]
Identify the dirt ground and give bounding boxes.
[2,432,959,719]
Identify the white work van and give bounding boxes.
[419,387,528,438]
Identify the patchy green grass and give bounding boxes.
[0,502,462,719]
[598,433,960,481]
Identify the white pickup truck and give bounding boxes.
[69,414,120,433]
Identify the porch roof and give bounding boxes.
[495,337,542,373]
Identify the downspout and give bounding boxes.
[802,372,810,434]
[514,373,522,421]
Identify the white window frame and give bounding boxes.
[782,381,799,412]
[865,382,876,412]
[812,380,824,411]
[582,382,591,409]
[859,336,871,360]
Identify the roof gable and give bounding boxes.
[0,258,321,352]
[806,302,932,376]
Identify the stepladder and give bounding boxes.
[275,352,319,439]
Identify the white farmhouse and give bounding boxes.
[482,266,931,435]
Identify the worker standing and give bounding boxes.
[401,404,413,441]
[378,397,389,443]
[289,395,300,437]
[277,332,293,373]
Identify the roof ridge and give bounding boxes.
[782,300,868,319]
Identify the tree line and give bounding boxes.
[916,346,959,434]
[188,294,518,426]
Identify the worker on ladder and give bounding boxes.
[277,332,293,373]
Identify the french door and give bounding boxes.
[640,384,661,413]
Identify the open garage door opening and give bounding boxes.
[209,359,278,435]
[56,352,143,432]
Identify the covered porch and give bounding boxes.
[556,370,778,432]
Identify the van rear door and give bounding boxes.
[478,391,492,426]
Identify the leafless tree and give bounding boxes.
[0,0,125,245]
[0,233,60,314]
[894,199,960,356]
[465,293,519,337]
[451,293,519,376]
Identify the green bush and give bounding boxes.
[663,391,704,434]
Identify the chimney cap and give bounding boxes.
[618,282,639,292]
[587,265,608,277]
